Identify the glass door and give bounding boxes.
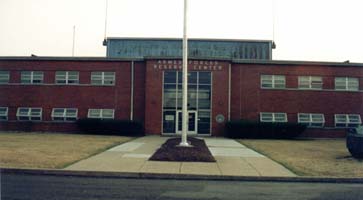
[176,111,197,135]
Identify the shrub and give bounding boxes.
[76,118,144,136]
[225,120,306,139]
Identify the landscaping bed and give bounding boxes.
[149,137,216,162]
[239,139,363,177]
[0,132,133,169]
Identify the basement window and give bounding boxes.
[298,113,325,127]
[52,108,78,122]
[260,112,287,122]
[335,114,361,128]
[16,107,42,121]
[88,109,115,119]
[0,107,8,121]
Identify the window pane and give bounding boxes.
[198,111,210,134]
[88,109,100,118]
[0,71,10,84]
[274,113,287,122]
[102,109,114,118]
[30,108,42,116]
[188,72,197,84]
[198,85,211,109]
[163,84,177,109]
[164,71,177,84]
[188,85,197,110]
[52,108,65,117]
[163,111,176,133]
[261,113,273,122]
[198,72,211,84]
[18,108,29,115]
[0,107,7,115]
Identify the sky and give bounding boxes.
[0,0,363,62]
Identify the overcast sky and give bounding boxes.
[0,0,363,62]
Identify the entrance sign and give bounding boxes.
[153,60,223,71]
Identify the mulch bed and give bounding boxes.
[149,137,216,162]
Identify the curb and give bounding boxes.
[2,168,363,184]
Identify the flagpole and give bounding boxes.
[180,0,189,146]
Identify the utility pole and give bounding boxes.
[179,0,190,147]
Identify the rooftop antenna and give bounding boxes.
[103,0,109,45]
[272,0,276,49]
[72,25,76,56]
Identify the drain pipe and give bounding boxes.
[228,63,231,121]
[130,61,134,121]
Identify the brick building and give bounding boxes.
[0,38,362,137]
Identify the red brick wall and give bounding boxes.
[231,63,363,138]
[0,60,133,132]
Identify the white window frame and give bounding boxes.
[91,72,115,86]
[298,76,323,90]
[0,107,8,121]
[55,71,79,85]
[16,107,42,121]
[298,113,325,128]
[21,71,44,84]
[0,71,10,84]
[335,77,359,91]
[261,75,286,89]
[87,109,115,119]
[51,108,78,122]
[335,114,361,128]
[260,112,288,123]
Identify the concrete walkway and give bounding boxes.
[66,136,296,177]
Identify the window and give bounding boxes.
[0,71,10,84]
[261,75,286,89]
[0,107,8,121]
[55,71,79,84]
[260,112,287,122]
[335,114,361,128]
[298,113,325,127]
[51,108,78,122]
[298,76,323,90]
[87,109,114,119]
[335,77,359,91]
[91,72,115,85]
[16,107,42,121]
[21,71,43,84]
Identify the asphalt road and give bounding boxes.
[1,173,363,200]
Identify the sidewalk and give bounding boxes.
[65,136,296,177]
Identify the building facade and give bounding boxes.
[0,38,362,137]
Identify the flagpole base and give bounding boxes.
[177,141,193,147]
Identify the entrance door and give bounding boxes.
[176,111,197,135]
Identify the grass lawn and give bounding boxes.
[0,132,134,169]
[239,139,363,177]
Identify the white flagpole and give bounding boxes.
[180,0,189,146]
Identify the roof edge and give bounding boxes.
[232,59,363,67]
[0,56,144,62]
[105,37,274,43]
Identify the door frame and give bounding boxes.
[176,110,198,135]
